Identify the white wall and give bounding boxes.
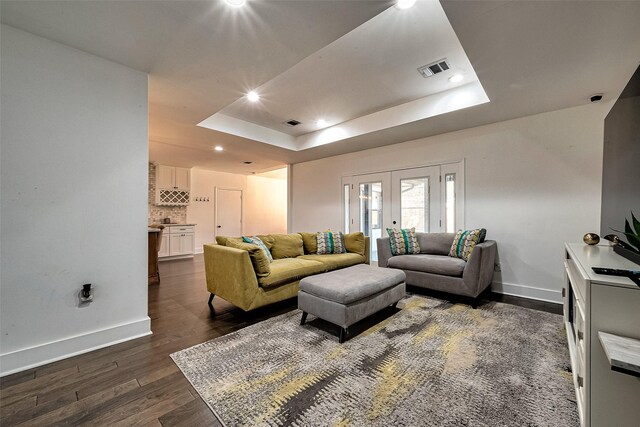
[187,168,246,251]
[291,103,609,303]
[187,168,287,251]
[0,26,150,375]
[245,171,288,236]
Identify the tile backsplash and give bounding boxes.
[148,163,187,224]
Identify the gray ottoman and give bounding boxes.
[298,264,406,343]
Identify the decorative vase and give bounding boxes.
[583,233,600,245]
[613,244,640,266]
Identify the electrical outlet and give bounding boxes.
[80,283,94,303]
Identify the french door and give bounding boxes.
[343,162,464,262]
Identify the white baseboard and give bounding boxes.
[491,281,562,304]
[0,317,151,377]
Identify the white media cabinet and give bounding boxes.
[563,243,640,426]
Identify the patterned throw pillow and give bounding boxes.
[242,236,273,262]
[387,228,420,256]
[316,231,346,254]
[449,228,486,261]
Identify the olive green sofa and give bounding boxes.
[204,232,370,311]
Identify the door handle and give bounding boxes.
[217,225,221,228]
[392,221,397,225]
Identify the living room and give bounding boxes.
[1,1,640,426]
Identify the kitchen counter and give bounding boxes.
[148,228,162,233]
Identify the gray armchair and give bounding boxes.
[377,232,497,300]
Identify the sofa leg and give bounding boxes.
[470,298,479,309]
[339,327,348,344]
[208,293,215,308]
[300,312,308,325]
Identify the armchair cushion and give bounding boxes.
[387,254,466,277]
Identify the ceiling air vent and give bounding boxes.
[417,59,450,78]
[284,119,302,127]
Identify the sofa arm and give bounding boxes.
[203,243,259,311]
[377,237,392,267]
[462,240,497,297]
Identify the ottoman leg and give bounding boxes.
[300,312,308,325]
[339,327,349,344]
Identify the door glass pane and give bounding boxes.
[360,182,382,261]
[343,184,350,232]
[445,173,456,232]
[400,177,428,232]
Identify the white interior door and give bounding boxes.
[391,166,441,233]
[215,188,243,237]
[349,173,391,262]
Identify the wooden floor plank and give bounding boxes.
[0,254,558,426]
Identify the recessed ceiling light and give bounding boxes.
[225,0,246,7]
[396,0,416,10]
[247,91,260,102]
[214,146,223,152]
[316,119,327,127]
[449,74,464,83]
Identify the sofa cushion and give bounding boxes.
[215,236,243,246]
[271,234,304,259]
[256,234,275,250]
[299,253,365,270]
[317,231,346,254]
[344,232,366,256]
[299,232,317,254]
[449,229,485,261]
[242,236,273,262]
[226,240,271,277]
[299,264,406,304]
[387,254,466,277]
[387,228,420,255]
[258,258,325,288]
[416,233,456,255]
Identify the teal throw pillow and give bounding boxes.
[387,228,420,256]
[242,236,273,262]
[316,231,346,254]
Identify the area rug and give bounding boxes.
[171,296,578,426]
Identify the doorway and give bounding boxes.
[215,188,243,237]
[343,161,464,262]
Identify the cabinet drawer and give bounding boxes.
[566,258,587,303]
[167,226,194,234]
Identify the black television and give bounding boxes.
[600,64,640,262]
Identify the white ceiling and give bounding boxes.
[2,1,640,174]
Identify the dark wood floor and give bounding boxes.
[0,255,561,426]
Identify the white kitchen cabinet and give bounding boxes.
[159,225,196,260]
[174,167,190,191]
[155,165,191,206]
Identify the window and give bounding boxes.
[445,173,456,232]
[400,177,429,232]
[343,184,350,232]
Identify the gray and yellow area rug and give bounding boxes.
[171,296,578,426]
